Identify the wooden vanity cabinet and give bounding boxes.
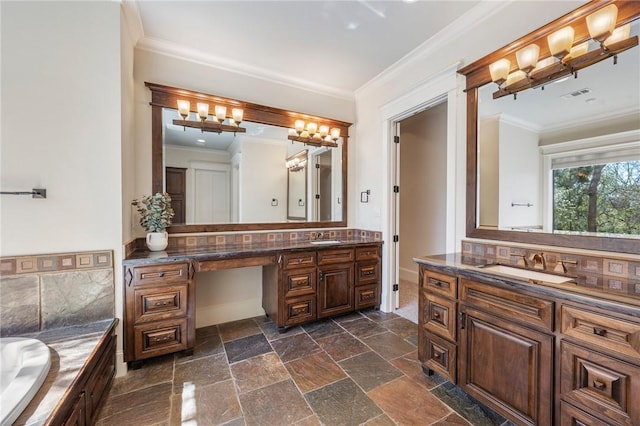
[418,269,458,382]
[559,304,640,426]
[123,262,194,363]
[355,245,381,310]
[266,244,381,329]
[278,251,318,326]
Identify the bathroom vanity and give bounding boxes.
[122,238,382,365]
[415,253,640,426]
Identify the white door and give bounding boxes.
[189,162,231,223]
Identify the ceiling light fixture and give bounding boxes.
[174,100,246,135]
[288,120,341,148]
[487,3,637,100]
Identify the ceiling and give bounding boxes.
[134,0,479,96]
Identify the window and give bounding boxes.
[553,160,640,235]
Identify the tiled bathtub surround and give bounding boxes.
[126,228,382,256]
[0,250,114,336]
[462,240,640,296]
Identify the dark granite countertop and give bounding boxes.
[414,253,640,317]
[124,237,383,265]
[14,319,117,426]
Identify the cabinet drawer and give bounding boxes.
[422,270,457,299]
[317,248,355,265]
[419,331,456,383]
[131,263,189,286]
[283,267,316,298]
[560,340,640,426]
[282,251,316,269]
[356,246,379,261]
[423,293,457,342]
[561,305,640,360]
[284,294,316,326]
[460,278,554,332]
[559,401,614,426]
[134,285,187,323]
[355,283,380,310]
[134,319,187,360]
[356,261,380,285]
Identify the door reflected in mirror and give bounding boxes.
[163,108,343,225]
[476,33,640,238]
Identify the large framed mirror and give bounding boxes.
[459,1,640,254]
[146,83,351,233]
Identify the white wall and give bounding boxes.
[1,2,122,255]
[1,1,130,376]
[239,140,288,223]
[498,120,541,229]
[399,102,448,282]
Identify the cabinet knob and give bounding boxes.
[433,352,441,359]
[593,327,607,337]
[592,379,606,390]
[433,312,441,319]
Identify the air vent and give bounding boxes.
[561,88,591,100]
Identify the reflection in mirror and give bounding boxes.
[162,108,343,225]
[286,150,307,221]
[477,24,640,238]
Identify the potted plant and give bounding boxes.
[132,192,175,251]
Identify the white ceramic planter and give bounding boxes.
[146,231,168,251]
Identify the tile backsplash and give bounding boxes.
[0,250,114,337]
[127,228,383,256]
[462,239,639,280]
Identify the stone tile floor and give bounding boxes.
[96,310,514,425]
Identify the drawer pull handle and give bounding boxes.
[428,278,445,288]
[154,336,171,343]
[593,327,607,336]
[154,301,170,307]
[362,270,374,276]
[592,380,606,390]
[158,272,165,277]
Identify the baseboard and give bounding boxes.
[399,267,418,283]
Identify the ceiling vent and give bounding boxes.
[561,88,591,100]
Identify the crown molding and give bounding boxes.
[120,0,144,45]
[355,1,512,96]
[135,36,355,102]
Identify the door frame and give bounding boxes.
[378,63,462,313]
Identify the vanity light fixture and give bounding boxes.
[586,3,618,44]
[547,26,575,60]
[488,3,637,99]
[288,120,341,147]
[173,100,246,135]
[286,157,307,172]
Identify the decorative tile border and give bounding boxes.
[0,250,113,276]
[127,228,383,252]
[462,239,638,280]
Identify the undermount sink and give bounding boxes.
[479,264,574,284]
[309,240,342,245]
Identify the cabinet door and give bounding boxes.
[459,307,553,426]
[317,263,354,318]
[63,392,86,426]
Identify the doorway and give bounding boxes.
[393,101,449,322]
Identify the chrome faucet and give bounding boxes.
[529,252,546,270]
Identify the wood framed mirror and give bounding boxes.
[146,82,351,233]
[458,0,640,255]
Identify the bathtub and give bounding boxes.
[1,338,51,426]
